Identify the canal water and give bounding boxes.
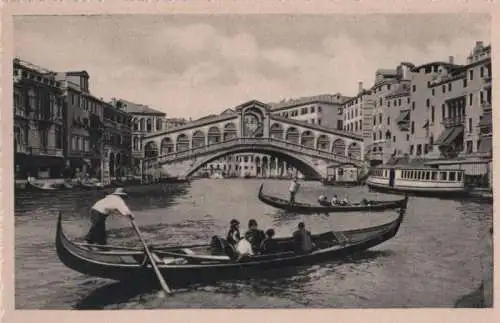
[14,179,492,309]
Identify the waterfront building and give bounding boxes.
[102,102,133,180]
[112,98,167,173]
[13,58,65,179]
[270,94,348,130]
[56,71,105,178]
[342,82,369,136]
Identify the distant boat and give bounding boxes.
[366,165,472,197]
[26,181,58,191]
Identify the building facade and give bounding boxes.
[13,58,65,179]
[270,94,348,130]
[112,99,167,174]
[102,102,133,180]
[56,71,105,178]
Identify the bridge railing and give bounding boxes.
[144,137,363,165]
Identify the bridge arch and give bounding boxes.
[270,123,284,139]
[160,137,174,154]
[348,142,361,159]
[285,127,300,144]
[316,134,330,151]
[208,126,221,144]
[144,141,158,158]
[184,146,324,179]
[300,130,315,148]
[176,134,190,152]
[332,138,346,155]
[223,123,237,141]
[192,130,205,148]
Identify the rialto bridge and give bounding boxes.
[141,100,364,179]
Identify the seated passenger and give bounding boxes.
[342,197,351,205]
[226,219,241,246]
[244,219,266,252]
[292,222,315,254]
[236,237,254,261]
[330,195,339,205]
[318,195,330,206]
[260,228,279,254]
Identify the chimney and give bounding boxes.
[358,81,363,93]
[448,56,454,64]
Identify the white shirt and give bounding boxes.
[236,238,254,256]
[91,194,132,216]
[289,181,299,193]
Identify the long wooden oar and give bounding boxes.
[129,216,172,297]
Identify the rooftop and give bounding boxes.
[269,94,350,110]
[113,98,165,116]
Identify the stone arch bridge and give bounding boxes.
[141,100,364,179]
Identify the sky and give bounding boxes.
[14,14,490,119]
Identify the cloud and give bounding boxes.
[13,14,490,119]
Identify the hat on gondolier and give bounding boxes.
[111,187,128,196]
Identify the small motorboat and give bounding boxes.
[257,184,408,214]
[55,200,408,288]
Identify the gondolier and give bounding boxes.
[288,177,300,204]
[84,187,134,246]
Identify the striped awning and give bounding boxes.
[396,110,410,124]
[435,126,464,146]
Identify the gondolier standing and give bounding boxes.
[85,187,134,246]
[288,177,300,204]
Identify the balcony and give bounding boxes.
[29,147,64,157]
[442,115,465,128]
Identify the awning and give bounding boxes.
[478,136,492,154]
[396,110,410,124]
[422,120,429,128]
[435,126,464,146]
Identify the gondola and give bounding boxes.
[55,198,408,288]
[257,184,407,214]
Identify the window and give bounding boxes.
[426,98,430,107]
[310,106,315,113]
[301,107,308,115]
[432,88,435,96]
[480,66,484,77]
[442,104,446,119]
[431,106,435,123]
[469,70,474,81]
[393,136,396,142]
[410,145,414,155]
[469,118,472,132]
[318,119,322,125]
[416,144,422,156]
[431,171,437,180]
[411,121,415,134]
[426,172,430,180]
[469,93,473,106]
[398,98,401,106]
[311,119,315,124]
[406,134,410,141]
[449,172,456,181]
[373,116,376,125]
[448,83,452,91]
[440,172,447,181]
[480,91,484,103]
[387,117,390,125]
[457,172,462,181]
[442,85,446,93]
[317,106,322,113]
[412,85,416,92]
[412,101,415,110]
[373,133,376,141]
[379,114,382,124]
[463,78,467,87]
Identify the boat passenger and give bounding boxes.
[342,197,351,205]
[226,219,241,246]
[235,237,254,261]
[84,187,134,246]
[260,228,279,254]
[292,222,315,254]
[318,195,329,206]
[330,195,339,205]
[288,177,300,204]
[244,219,266,252]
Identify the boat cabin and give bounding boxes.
[325,162,359,184]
